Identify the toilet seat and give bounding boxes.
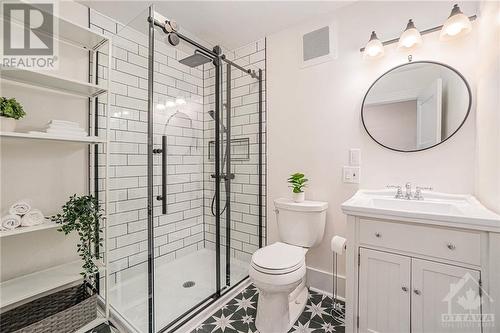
[252,242,307,272]
[250,242,307,286]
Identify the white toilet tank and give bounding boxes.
[274,198,328,248]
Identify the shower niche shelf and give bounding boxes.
[208,138,250,161]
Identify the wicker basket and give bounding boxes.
[0,283,97,333]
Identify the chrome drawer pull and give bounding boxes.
[375,232,381,238]
[402,286,408,292]
[447,243,456,250]
[414,289,421,295]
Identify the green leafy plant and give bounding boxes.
[51,195,103,287]
[287,173,308,193]
[0,97,26,120]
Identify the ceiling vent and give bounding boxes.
[299,23,337,68]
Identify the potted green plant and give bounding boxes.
[0,97,26,132]
[51,194,103,289]
[288,172,308,202]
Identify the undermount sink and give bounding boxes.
[342,189,500,231]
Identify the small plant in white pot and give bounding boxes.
[0,97,26,132]
[288,172,308,203]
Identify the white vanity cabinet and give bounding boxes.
[342,190,500,333]
[346,214,500,333]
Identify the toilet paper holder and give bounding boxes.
[331,236,347,316]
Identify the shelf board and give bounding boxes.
[0,131,105,144]
[0,260,83,311]
[9,10,108,50]
[1,66,107,97]
[0,222,60,238]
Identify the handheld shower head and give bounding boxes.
[207,110,227,133]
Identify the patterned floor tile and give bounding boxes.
[192,285,345,333]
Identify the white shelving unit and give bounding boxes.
[0,10,112,331]
[0,131,105,144]
[0,222,60,238]
[1,66,107,98]
[0,261,83,311]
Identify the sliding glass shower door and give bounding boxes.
[150,20,219,331]
[104,5,263,333]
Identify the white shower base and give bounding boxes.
[108,248,249,333]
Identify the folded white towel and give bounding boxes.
[48,120,80,128]
[9,200,32,216]
[46,129,88,137]
[21,209,46,227]
[46,126,87,133]
[2,214,21,230]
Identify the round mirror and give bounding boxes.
[361,61,471,152]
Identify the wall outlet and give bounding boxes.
[343,166,360,184]
[349,148,361,166]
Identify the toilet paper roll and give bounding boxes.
[331,236,347,255]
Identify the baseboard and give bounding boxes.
[306,266,346,300]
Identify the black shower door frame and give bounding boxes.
[147,6,264,333]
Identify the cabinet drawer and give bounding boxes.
[359,219,481,266]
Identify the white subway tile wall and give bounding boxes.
[203,41,267,266]
[90,9,266,286]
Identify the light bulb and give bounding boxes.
[165,100,176,108]
[363,31,384,59]
[156,103,166,110]
[398,19,422,50]
[440,4,472,41]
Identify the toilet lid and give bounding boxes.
[252,242,306,272]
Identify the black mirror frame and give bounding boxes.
[361,60,472,153]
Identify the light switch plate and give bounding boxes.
[349,148,361,166]
[343,166,360,184]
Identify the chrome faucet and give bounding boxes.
[386,185,404,199]
[387,183,433,200]
[405,182,413,200]
[414,186,433,200]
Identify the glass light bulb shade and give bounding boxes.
[398,28,422,49]
[364,33,384,59]
[440,10,472,41]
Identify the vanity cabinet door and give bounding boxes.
[412,258,482,333]
[358,248,411,333]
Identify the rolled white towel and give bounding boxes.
[9,200,32,216]
[21,209,46,227]
[2,214,21,230]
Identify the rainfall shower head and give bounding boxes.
[208,110,227,133]
[179,51,211,68]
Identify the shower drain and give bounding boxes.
[182,281,196,288]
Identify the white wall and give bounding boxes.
[475,0,500,214]
[267,1,481,292]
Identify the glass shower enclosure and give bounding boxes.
[102,6,264,333]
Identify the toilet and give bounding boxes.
[249,198,328,333]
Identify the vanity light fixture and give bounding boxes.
[363,31,384,59]
[440,4,472,41]
[360,6,476,58]
[398,19,422,50]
